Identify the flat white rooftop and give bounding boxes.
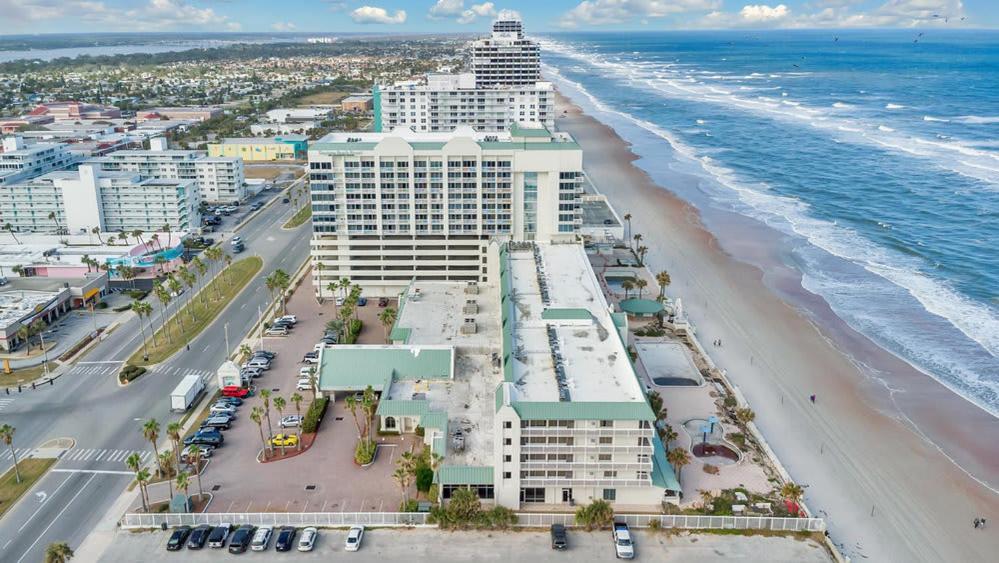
[507,243,645,404]
[396,281,498,350]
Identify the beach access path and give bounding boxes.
[554,93,998,563]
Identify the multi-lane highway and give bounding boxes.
[0,186,311,562]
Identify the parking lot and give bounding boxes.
[157,273,409,514]
[99,527,833,562]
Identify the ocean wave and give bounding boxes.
[923,115,951,122]
[832,102,852,109]
[878,125,895,132]
[956,115,999,124]
[544,60,999,414]
[886,103,906,110]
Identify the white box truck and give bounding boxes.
[171,374,205,412]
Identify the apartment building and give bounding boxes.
[315,242,679,511]
[307,124,582,296]
[0,136,81,186]
[90,138,245,203]
[0,164,198,234]
[471,19,541,88]
[374,73,553,133]
[208,135,308,161]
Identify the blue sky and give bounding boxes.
[1,0,995,35]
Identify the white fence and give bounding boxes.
[121,512,824,533]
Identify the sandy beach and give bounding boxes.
[555,92,998,562]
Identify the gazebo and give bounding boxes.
[619,298,664,318]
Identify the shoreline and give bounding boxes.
[554,91,998,562]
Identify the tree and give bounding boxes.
[633,233,643,252]
[637,245,649,266]
[142,419,163,478]
[379,307,397,341]
[392,466,410,505]
[575,499,614,531]
[239,344,252,363]
[30,318,46,352]
[167,276,185,330]
[159,450,175,498]
[621,279,634,300]
[360,385,377,447]
[186,444,205,503]
[659,424,678,451]
[190,256,208,304]
[635,278,648,299]
[307,367,318,401]
[43,542,74,563]
[656,270,672,302]
[175,471,191,510]
[344,394,363,439]
[0,424,20,483]
[47,211,62,234]
[136,468,151,512]
[133,300,155,348]
[166,421,183,469]
[250,406,269,459]
[273,396,287,455]
[623,212,632,243]
[735,408,756,426]
[125,452,148,512]
[260,389,274,439]
[91,226,103,245]
[162,223,173,249]
[152,283,173,344]
[780,482,806,514]
[666,447,691,486]
[5,223,20,245]
[178,266,197,321]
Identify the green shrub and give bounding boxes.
[414,426,425,438]
[118,364,147,383]
[427,488,517,530]
[354,440,376,465]
[126,289,149,300]
[400,499,420,512]
[344,319,363,344]
[575,499,614,531]
[301,397,328,433]
[415,466,434,493]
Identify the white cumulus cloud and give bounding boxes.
[739,4,790,22]
[559,0,721,27]
[351,5,407,24]
[429,0,500,24]
[271,21,297,31]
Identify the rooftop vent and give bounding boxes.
[461,318,477,335]
[463,299,478,315]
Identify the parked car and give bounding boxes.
[184,429,223,447]
[244,358,271,370]
[335,296,344,306]
[264,326,289,336]
[271,434,299,447]
[209,403,236,416]
[296,379,314,391]
[222,385,251,398]
[207,523,232,548]
[201,416,232,431]
[274,526,296,552]
[166,526,192,551]
[250,525,273,552]
[298,527,318,552]
[187,524,212,549]
[358,297,368,306]
[550,524,568,550]
[228,525,255,553]
[344,526,364,552]
[240,367,263,379]
[612,522,634,559]
[253,350,277,360]
[282,197,290,203]
[275,314,298,325]
[378,297,389,307]
[181,445,213,463]
[302,351,319,363]
[280,415,303,428]
[218,396,243,406]
[299,367,314,378]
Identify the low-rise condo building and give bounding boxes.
[307,124,582,296]
[208,135,308,161]
[0,136,81,186]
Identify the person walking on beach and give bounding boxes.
[974,518,980,529]
[810,394,816,404]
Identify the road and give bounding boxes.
[0,183,312,563]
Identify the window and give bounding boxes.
[598,454,612,462]
[602,489,617,501]
[520,488,545,503]
[637,471,649,480]
[504,421,511,429]
[603,470,618,478]
[504,455,511,462]
[503,471,511,479]
[599,420,613,428]
[504,438,512,446]
[598,437,613,445]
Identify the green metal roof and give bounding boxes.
[541,308,593,321]
[310,140,579,153]
[511,401,656,421]
[420,411,448,431]
[375,400,429,417]
[510,122,552,138]
[619,298,665,315]
[435,465,494,485]
[318,347,452,392]
[611,312,628,329]
[651,433,682,492]
[431,434,446,457]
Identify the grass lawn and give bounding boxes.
[0,362,60,387]
[283,205,312,229]
[0,458,56,519]
[294,90,349,105]
[244,166,292,181]
[128,256,263,366]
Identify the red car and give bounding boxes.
[222,385,251,398]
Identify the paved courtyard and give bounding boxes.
[97,528,833,562]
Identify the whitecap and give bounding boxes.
[878,125,895,132]
[923,115,951,123]
[696,119,705,125]
[832,102,852,109]
[885,103,906,110]
[956,115,999,124]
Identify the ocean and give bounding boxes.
[541,30,999,415]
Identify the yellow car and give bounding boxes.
[270,434,299,447]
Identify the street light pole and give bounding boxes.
[38,330,49,378]
[224,322,230,359]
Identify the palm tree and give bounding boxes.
[159,450,175,498]
[635,278,648,299]
[621,279,634,300]
[260,389,274,438]
[307,367,318,401]
[117,231,129,246]
[637,245,649,266]
[136,468,151,511]
[120,265,137,288]
[153,283,172,344]
[632,232,643,251]
[167,421,183,469]
[623,213,632,243]
[131,229,146,251]
[186,444,205,503]
[736,408,756,426]
[392,466,410,505]
[47,211,62,234]
[344,394,363,439]
[251,406,269,459]
[30,318,46,352]
[162,223,173,249]
[360,386,377,447]
[666,447,691,486]
[223,253,233,285]
[91,226,104,245]
[190,255,208,304]
[326,281,339,311]
[239,343,252,363]
[178,266,197,321]
[15,325,29,352]
[167,276,185,330]
[142,419,163,478]
[4,223,20,245]
[656,270,671,302]
[175,471,191,510]
[43,542,74,563]
[125,452,148,512]
[315,262,325,300]
[780,482,806,514]
[273,396,287,455]
[0,424,20,483]
[379,307,397,341]
[134,300,156,348]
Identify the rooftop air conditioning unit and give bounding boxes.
[463,299,478,315]
[461,318,477,334]
[464,281,479,295]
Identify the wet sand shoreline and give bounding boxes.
[554,91,998,562]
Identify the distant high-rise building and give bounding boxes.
[471,18,541,88]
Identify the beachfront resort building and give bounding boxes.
[315,242,679,510]
[0,164,198,234]
[374,20,552,133]
[0,136,81,186]
[208,135,308,162]
[307,124,582,296]
[471,19,541,88]
[89,138,246,203]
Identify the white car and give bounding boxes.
[344,526,364,552]
[250,525,272,552]
[298,527,318,552]
[280,415,303,428]
[296,379,313,392]
[299,367,314,378]
[335,296,345,306]
[209,404,236,416]
[275,315,298,325]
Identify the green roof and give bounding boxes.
[420,411,448,431]
[376,400,429,417]
[510,122,552,138]
[431,435,446,457]
[318,346,452,392]
[651,433,682,492]
[619,298,664,315]
[611,312,628,329]
[435,465,494,485]
[541,308,592,321]
[511,401,656,421]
